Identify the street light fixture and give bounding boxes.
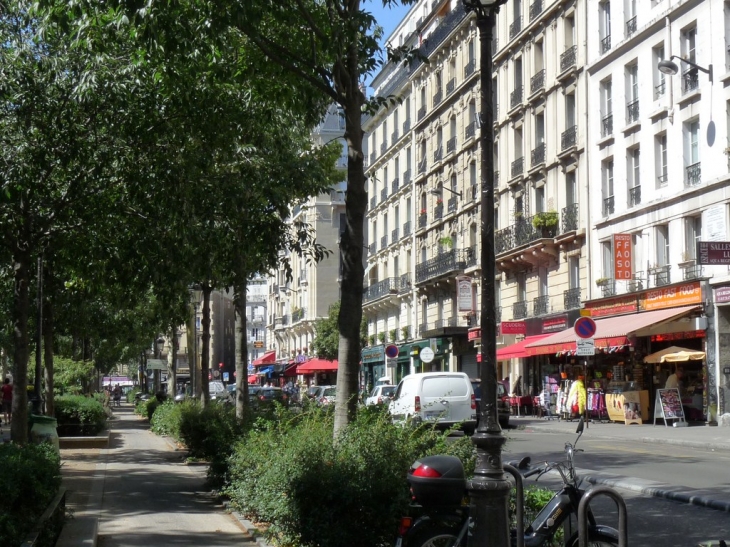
[658,55,713,83]
[429,187,463,198]
[461,1,510,547]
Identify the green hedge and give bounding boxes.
[54,395,107,436]
[0,443,62,546]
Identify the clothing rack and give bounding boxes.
[587,389,608,423]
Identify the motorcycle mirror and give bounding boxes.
[517,456,531,469]
[575,417,585,435]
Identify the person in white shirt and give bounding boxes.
[665,368,683,389]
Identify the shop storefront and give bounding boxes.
[361,346,385,391]
[408,339,449,373]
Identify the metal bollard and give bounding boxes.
[577,486,629,547]
[502,464,524,547]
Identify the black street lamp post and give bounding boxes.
[461,1,510,547]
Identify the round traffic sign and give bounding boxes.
[419,347,435,363]
[574,317,597,339]
[385,344,399,358]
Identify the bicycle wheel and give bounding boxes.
[566,530,619,547]
[408,524,463,547]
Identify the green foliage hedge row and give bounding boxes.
[54,395,107,436]
[0,443,62,546]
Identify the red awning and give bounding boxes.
[252,351,276,366]
[247,374,258,383]
[283,362,298,377]
[297,358,338,374]
[497,334,552,360]
[524,305,700,356]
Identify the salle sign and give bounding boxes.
[697,241,730,265]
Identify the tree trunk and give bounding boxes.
[200,284,212,406]
[43,292,54,418]
[234,277,249,420]
[187,302,196,398]
[333,84,366,437]
[168,328,177,398]
[11,243,31,443]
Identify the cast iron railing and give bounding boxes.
[511,156,525,178]
[561,125,577,150]
[399,273,411,294]
[418,213,427,229]
[510,86,523,109]
[531,143,546,167]
[391,178,400,194]
[403,170,412,185]
[628,185,641,207]
[391,130,399,143]
[446,136,457,154]
[685,162,701,186]
[560,45,577,72]
[683,68,699,93]
[625,16,637,35]
[415,249,475,283]
[465,59,476,78]
[655,81,665,99]
[683,263,703,281]
[446,78,456,96]
[433,90,443,107]
[649,265,671,287]
[418,106,426,121]
[529,0,542,21]
[448,196,458,214]
[465,121,476,139]
[603,196,615,216]
[434,147,443,162]
[494,214,556,254]
[601,114,613,137]
[533,295,550,316]
[403,220,412,237]
[530,69,545,94]
[391,228,399,243]
[513,300,528,320]
[626,99,639,123]
[509,16,522,39]
[600,34,611,54]
[434,203,444,220]
[292,308,306,322]
[381,188,387,202]
[564,287,581,310]
[363,277,406,303]
[562,203,578,233]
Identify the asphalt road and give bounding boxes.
[503,429,730,547]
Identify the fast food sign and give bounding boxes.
[613,234,632,280]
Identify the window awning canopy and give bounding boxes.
[297,358,338,374]
[253,351,276,366]
[524,306,700,356]
[477,334,552,361]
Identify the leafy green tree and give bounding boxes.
[311,301,368,362]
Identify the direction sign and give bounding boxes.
[386,358,397,369]
[573,317,597,339]
[576,338,595,356]
[385,344,399,358]
[146,359,167,371]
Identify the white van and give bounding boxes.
[388,372,477,433]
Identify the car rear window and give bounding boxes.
[323,388,336,396]
[381,386,395,396]
[422,376,468,397]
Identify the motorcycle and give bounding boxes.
[395,418,620,547]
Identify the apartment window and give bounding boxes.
[684,216,702,261]
[535,185,545,213]
[600,78,613,137]
[599,1,612,53]
[625,0,637,36]
[601,240,614,279]
[653,45,666,99]
[569,256,580,289]
[566,170,576,206]
[655,133,668,187]
[517,272,527,303]
[684,119,700,186]
[656,225,669,266]
[602,159,614,215]
[681,25,699,93]
[627,147,641,206]
[625,63,639,123]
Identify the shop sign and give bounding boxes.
[585,294,639,317]
[542,315,568,333]
[613,234,632,280]
[468,328,481,341]
[715,287,730,304]
[576,338,595,356]
[456,276,475,313]
[641,281,702,311]
[500,321,526,335]
[697,241,730,265]
[361,346,384,363]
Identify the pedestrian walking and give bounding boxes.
[1,377,13,425]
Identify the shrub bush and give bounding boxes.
[150,399,183,438]
[0,443,62,546]
[225,404,475,547]
[54,395,107,436]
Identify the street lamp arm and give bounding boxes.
[430,187,464,198]
[668,55,712,76]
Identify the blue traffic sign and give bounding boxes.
[574,317,597,339]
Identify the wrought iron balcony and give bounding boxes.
[292,308,306,322]
[563,287,581,310]
[380,187,388,202]
[530,69,545,94]
[560,45,577,72]
[509,16,522,40]
[465,121,476,140]
[510,86,523,109]
[657,174,668,186]
[533,295,550,316]
[446,78,456,96]
[274,315,289,327]
[626,99,639,124]
[627,273,644,292]
[561,125,577,150]
[601,114,613,137]
[402,119,411,133]
[418,106,426,121]
[433,90,443,107]
[465,59,476,78]
[380,235,387,250]
[561,203,578,233]
[649,265,671,287]
[685,162,701,187]
[602,195,615,216]
[494,213,556,254]
[403,170,411,185]
[381,141,388,154]
[370,151,376,164]
[628,185,641,207]
[415,248,475,284]
[418,212,428,228]
[654,81,665,99]
[434,147,443,162]
[403,220,412,237]
[391,178,400,194]
[625,16,637,36]
[434,203,444,220]
[363,277,409,303]
[683,262,703,281]
[529,0,542,21]
[418,158,427,174]
[370,195,377,209]
[513,300,528,320]
[531,143,546,168]
[446,136,457,154]
[391,130,399,143]
[368,243,376,255]
[511,156,525,178]
[599,280,616,297]
[600,35,611,54]
[399,273,412,294]
[682,68,699,93]
[447,196,458,214]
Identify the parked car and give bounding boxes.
[388,372,477,434]
[249,386,286,409]
[317,386,337,406]
[470,378,510,429]
[209,381,229,403]
[365,385,396,406]
[306,385,322,400]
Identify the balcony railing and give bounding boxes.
[434,203,444,220]
[510,86,523,109]
[418,106,427,121]
[399,273,412,294]
[654,81,665,99]
[292,308,306,322]
[447,196,458,214]
[465,59,476,78]
[529,0,543,21]
[530,69,545,94]
[531,142,546,167]
[626,99,639,123]
[682,68,699,93]
[627,273,644,293]
[380,141,388,154]
[465,121,476,140]
[563,287,581,310]
[601,114,613,137]
[403,220,412,237]
[533,295,550,316]
[599,280,616,297]
[274,315,289,327]
[649,265,671,287]
[509,16,522,39]
[433,90,443,107]
[511,156,525,178]
[602,195,615,216]
[434,147,443,163]
[561,125,577,150]
[513,300,528,320]
[391,178,400,194]
[683,262,703,281]
[628,185,641,207]
[685,162,701,186]
[363,277,410,303]
[625,16,637,36]
[494,213,557,254]
[403,170,412,185]
[370,151,376,164]
[657,173,668,187]
[415,248,475,283]
[560,45,577,72]
[402,119,411,133]
[446,136,457,154]
[391,227,399,243]
[370,195,377,209]
[380,235,387,250]
[561,203,578,233]
[418,158,427,174]
[418,213,428,228]
[380,187,388,202]
[391,130,399,143]
[600,35,611,54]
[446,78,456,96]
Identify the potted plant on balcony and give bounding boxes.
[419,208,427,216]
[595,277,610,287]
[377,332,386,344]
[438,236,453,248]
[368,334,376,346]
[401,326,410,341]
[532,211,559,237]
[389,329,397,343]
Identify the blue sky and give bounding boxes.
[364,1,413,90]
